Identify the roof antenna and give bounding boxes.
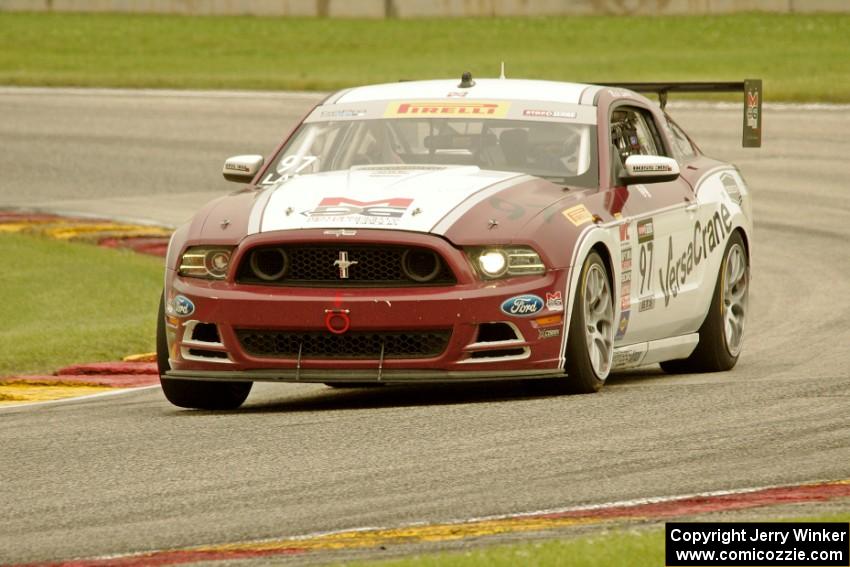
[458,71,475,88]
[499,61,506,80]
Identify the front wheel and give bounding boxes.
[660,231,749,373]
[563,251,615,393]
[157,293,252,410]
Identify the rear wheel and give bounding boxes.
[157,293,252,410]
[660,231,749,373]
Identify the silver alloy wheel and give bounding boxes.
[583,263,614,378]
[722,242,748,356]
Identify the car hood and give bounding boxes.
[255,165,527,234]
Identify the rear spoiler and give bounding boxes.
[601,80,762,148]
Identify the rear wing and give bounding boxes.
[601,80,762,148]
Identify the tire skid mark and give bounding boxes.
[14,479,850,567]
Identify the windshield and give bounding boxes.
[261,117,598,188]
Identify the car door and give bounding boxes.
[609,105,696,345]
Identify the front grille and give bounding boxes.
[236,245,456,287]
[236,329,451,359]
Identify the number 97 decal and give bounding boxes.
[636,218,655,307]
[260,155,318,185]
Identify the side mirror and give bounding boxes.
[223,155,264,183]
[619,155,680,185]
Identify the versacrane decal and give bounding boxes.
[659,204,733,307]
[500,295,544,317]
[173,295,195,317]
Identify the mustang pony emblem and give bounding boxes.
[334,251,358,279]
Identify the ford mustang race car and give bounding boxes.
[157,73,762,409]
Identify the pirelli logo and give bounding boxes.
[385,101,510,118]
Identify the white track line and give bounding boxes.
[140,477,844,552]
[0,385,160,412]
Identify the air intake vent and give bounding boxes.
[236,329,451,359]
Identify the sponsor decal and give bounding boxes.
[172,295,195,317]
[659,204,733,307]
[620,269,632,312]
[522,109,577,119]
[225,162,250,172]
[720,172,743,205]
[562,204,593,226]
[619,222,630,243]
[621,247,632,272]
[385,101,509,118]
[500,294,544,317]
[302,197,414,226]
[320,109,366,118]
[638,296,655,312]
[613,349,643,367]
[615,310,630,340]
[323,229,357,237]
[545,291,563,312]
[637,218,654,244]
[538,327,561,340]
[631,163,672,173]
[747,90,759,129]
[446,91,468,98]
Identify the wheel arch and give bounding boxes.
[558,226,620,367]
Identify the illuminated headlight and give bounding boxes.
[478,249,508,277]
[468,247,546,279]
[179,246,234,279]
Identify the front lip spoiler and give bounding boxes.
[164,368,562,384]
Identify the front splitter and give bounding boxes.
[165,367,563,384]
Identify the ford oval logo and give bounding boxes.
[500,294,544,317]
[173,295,195,317]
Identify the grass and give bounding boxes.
[0,233,163,375]
[351,513,850,567]
[0,12,849,101]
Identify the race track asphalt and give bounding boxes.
[1,89,848,564]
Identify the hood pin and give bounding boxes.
[220,219,231,229]
[285,207,294,216]
[487,219,499,230]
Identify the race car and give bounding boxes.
[157,73,762,409]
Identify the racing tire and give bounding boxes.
[530,252,614,395]
[660,231,749,374]
[157,293,252,410]
[562,251,615,393]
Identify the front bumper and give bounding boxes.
[164,231,569,382]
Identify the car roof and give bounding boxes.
[330,78,606,106]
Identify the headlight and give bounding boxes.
[478,249,508,277]
[179,246,234,279]
[468,247,546,279]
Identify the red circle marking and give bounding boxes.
[325,312,350,334]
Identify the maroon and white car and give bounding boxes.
[157,74,762,409]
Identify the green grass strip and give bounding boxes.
[352,513,850,567]
[1,13,848,101]
[0,233,162,375]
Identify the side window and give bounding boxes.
[610,106,667,182]
[665,117,698,161]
